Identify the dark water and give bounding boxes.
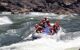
[0,14,80,46]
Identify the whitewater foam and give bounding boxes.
[0,16,13,25]
[0,27,80,50]
[0,36,80,50]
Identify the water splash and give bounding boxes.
[0,16,13,25]
[0,30,80,50]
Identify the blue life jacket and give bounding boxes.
[43,24,51,35]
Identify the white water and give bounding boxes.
[29,12,58,16]
[0,14,79,50]
[0,27,80,50]
[0,16,13,25]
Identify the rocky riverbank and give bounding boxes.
[0,0,80,14]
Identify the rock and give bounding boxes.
[0,0,80,14]
[63,0,77,5]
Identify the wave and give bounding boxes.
[0,16,13,25]
[0,29,80,50]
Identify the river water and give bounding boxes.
[0,14,80,47]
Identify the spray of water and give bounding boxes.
[0,27,80,50]
[0,16,13,25]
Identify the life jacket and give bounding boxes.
[54,22,60,30]
[35,24,43,33]
[46,20,51,27]
[52,25,57,33]
[39,22,45,28]
[40,19,46,24]
[43,26,51,35]
[36,25,43,33]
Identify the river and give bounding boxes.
[0,13,80,47]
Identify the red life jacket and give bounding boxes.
[37,26,43,33]
[35,24,43,33]
[54,22,60,30]
[49,26,56,35]
[55,20,60,27]
[46,21,51,27]
[52,25,57,33]
[40,19,46,24]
